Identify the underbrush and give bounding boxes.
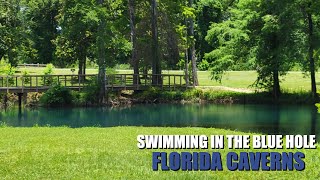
[133,87,315,105]
[0,86,316,109]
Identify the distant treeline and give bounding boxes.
[1,0,320,99]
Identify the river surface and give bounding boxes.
[0,104,319,136]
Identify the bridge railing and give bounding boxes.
[0,74,187,92]
[106,74,187,90]
[0,74,96,90]
[17,63,47,68]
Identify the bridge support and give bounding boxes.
[3,94,8,109]
[17,93,27,110]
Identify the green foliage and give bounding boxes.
[182,88,204,100]
[21,0,60,64]
[0,60,15,76]
[203,90,242,101]
[114,64,131,70]
[0,121,8,128]
[106,68,117,75]
[43,64,55,86]
[160,91,183,101]
[40,83,73,106]
[176,59,185,70]
[22,70,31,84]
[81,78,100,105]
[0,60,15,85]
[205,0,308,97]
[140,87,161,100]
[0,1,23,66]
[198,59,210,71]
[316,103,320,113]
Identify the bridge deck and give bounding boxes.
[0,74,188,93]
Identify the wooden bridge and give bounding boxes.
[0,74,188,93]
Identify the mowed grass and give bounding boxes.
[15,67,317,92]
[0,127,319,179]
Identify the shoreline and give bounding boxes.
[0,88,316,109]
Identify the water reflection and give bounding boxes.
[0,104,319,137]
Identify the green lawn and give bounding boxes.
[14,67,317,92]
[0,127,318,179]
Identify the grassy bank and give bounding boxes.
[133,88,314,105]
[0,87,314,109]
[0,127,318,179]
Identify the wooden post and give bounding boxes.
[145,75,147,87]
[169,75,171,91]
[6,76,9,93]
[18,93,23,110]
[112,75,114,91]
[78,75,81,91]
[124,74,127,90]
[36,76,38,92]
[22,76,24,93]
[23,92,27,105]
[174,75,176,90]
[3,94,8,109]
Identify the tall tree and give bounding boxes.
[97,0,106,103]
[187,0,199,86]
[0,0,22,66]
[298,0,320,101]
[195,0,223,67]
[151,0,161,85]
[205,0,301,99]
[55,0,96,74]
[128,0,140,85]
[307,6,316,100]
[23,0,60,64]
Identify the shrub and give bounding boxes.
[43,64,55,86]
[161,91,183,101]
[0,93,17,108]
[203,90,241,101]
[182,89,204,100]
[106,67,117,75]
[82,78,100,105]
[22,70,31,84]
[0,60,15,85]
[26,92,42,107]
[40,83,73,106]
[141,87,161,99]
[198,59,210,71]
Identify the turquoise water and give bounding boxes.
[0,104,318,136]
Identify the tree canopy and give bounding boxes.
[1,0,320,100]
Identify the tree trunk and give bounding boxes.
[97,0,106,104]
[128,0,140,85]
[273,70,280,100]
[307,12,317,101]
[187,0,199,86]
[185,49,189,86]
[83,58,86,75]
[78,58,83,75]
[0,50,4,61]
[151,0,161,85]
[78,51,85,81]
